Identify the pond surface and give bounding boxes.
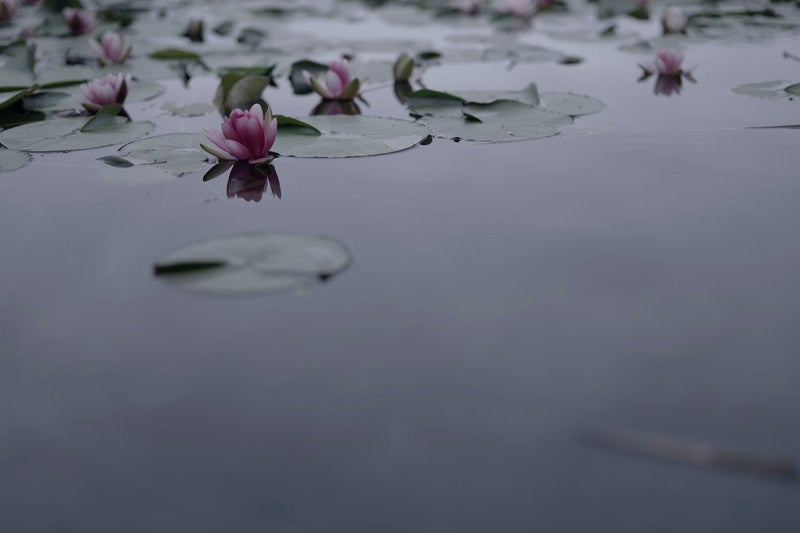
[1,1,799,532]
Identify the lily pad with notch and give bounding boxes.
[0,115,154,152]
[154,233,352,296]
[272,115,431,158]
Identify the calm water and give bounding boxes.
[1,6,800,532]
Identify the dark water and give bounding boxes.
[1,19,799,533]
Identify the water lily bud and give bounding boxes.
[90,31,131,65]
[63,7,95,36]
[393,53,414,82]
[201,103,278,164]
[306,59,361,101]
[661,6,688,35]
[81,73,129,113]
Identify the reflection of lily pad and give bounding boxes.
[732,80,798,98]
[0,116,155,152]
[154,233,352,296]
[0,149,32,173]
[273,116,431,158]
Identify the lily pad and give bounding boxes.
[272,115,431,158]
[732,80,798,98]
[0,149,31,173]
[419,101,567,142]
[540,92,606,116]
[162,102,216,117]
[154,233,352,296]
[0,116,155,152]
[117,132,208,175]
[214,73,272,114]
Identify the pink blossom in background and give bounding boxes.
[63,7,94,36]
[306,59,361,100]
[201,103,278,164]
[91,32,131,65]
[0,0,18,21]
[661,6,688,35]
[81,73,129,112]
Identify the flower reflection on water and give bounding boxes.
[204,160,281,203]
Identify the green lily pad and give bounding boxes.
[117,132,208,175]
[732,80,798,98]
[420,100,567,142]
[0,148,32,173]
[272,116,431,158]
[214,73,272,114]
[162,102,216,117]
[154,233,352,296]
[0,116,155,152]
[540,92,606,116]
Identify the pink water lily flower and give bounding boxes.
[661,6,688,35]
[306,59,361,101]
[201,103,278,164]
[494,0,535,18]
[91,31,131,65]
[63,7,94,36]
[640,49,684,76]
[80,73,128,112]
[0,0,18,21]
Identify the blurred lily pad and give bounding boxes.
[154,233,352,295]
[732,80,799,98]
[0,149,31,173]
[540,92,606,116]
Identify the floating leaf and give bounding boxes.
[97,155,134,168]
[0,148,31,173]
[126,81,167,102]
[289,59,328,95]
[784,83,800,95]
[154,233,352,296]
[161,102,215,117]
[0,87,35,112]
[150,48,210,70]
[420,101,567,142]
[732,80,798,98]
[214,73,272,114]
[540,92,606,116]
[117,132,208,176]
[272,115,430,158]
[0,116,154,152]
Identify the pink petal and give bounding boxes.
[264,118,277,152]
[329,59,350,87]
[203,128,230,153]
[325,70,343,99]
[224,139,254,160]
